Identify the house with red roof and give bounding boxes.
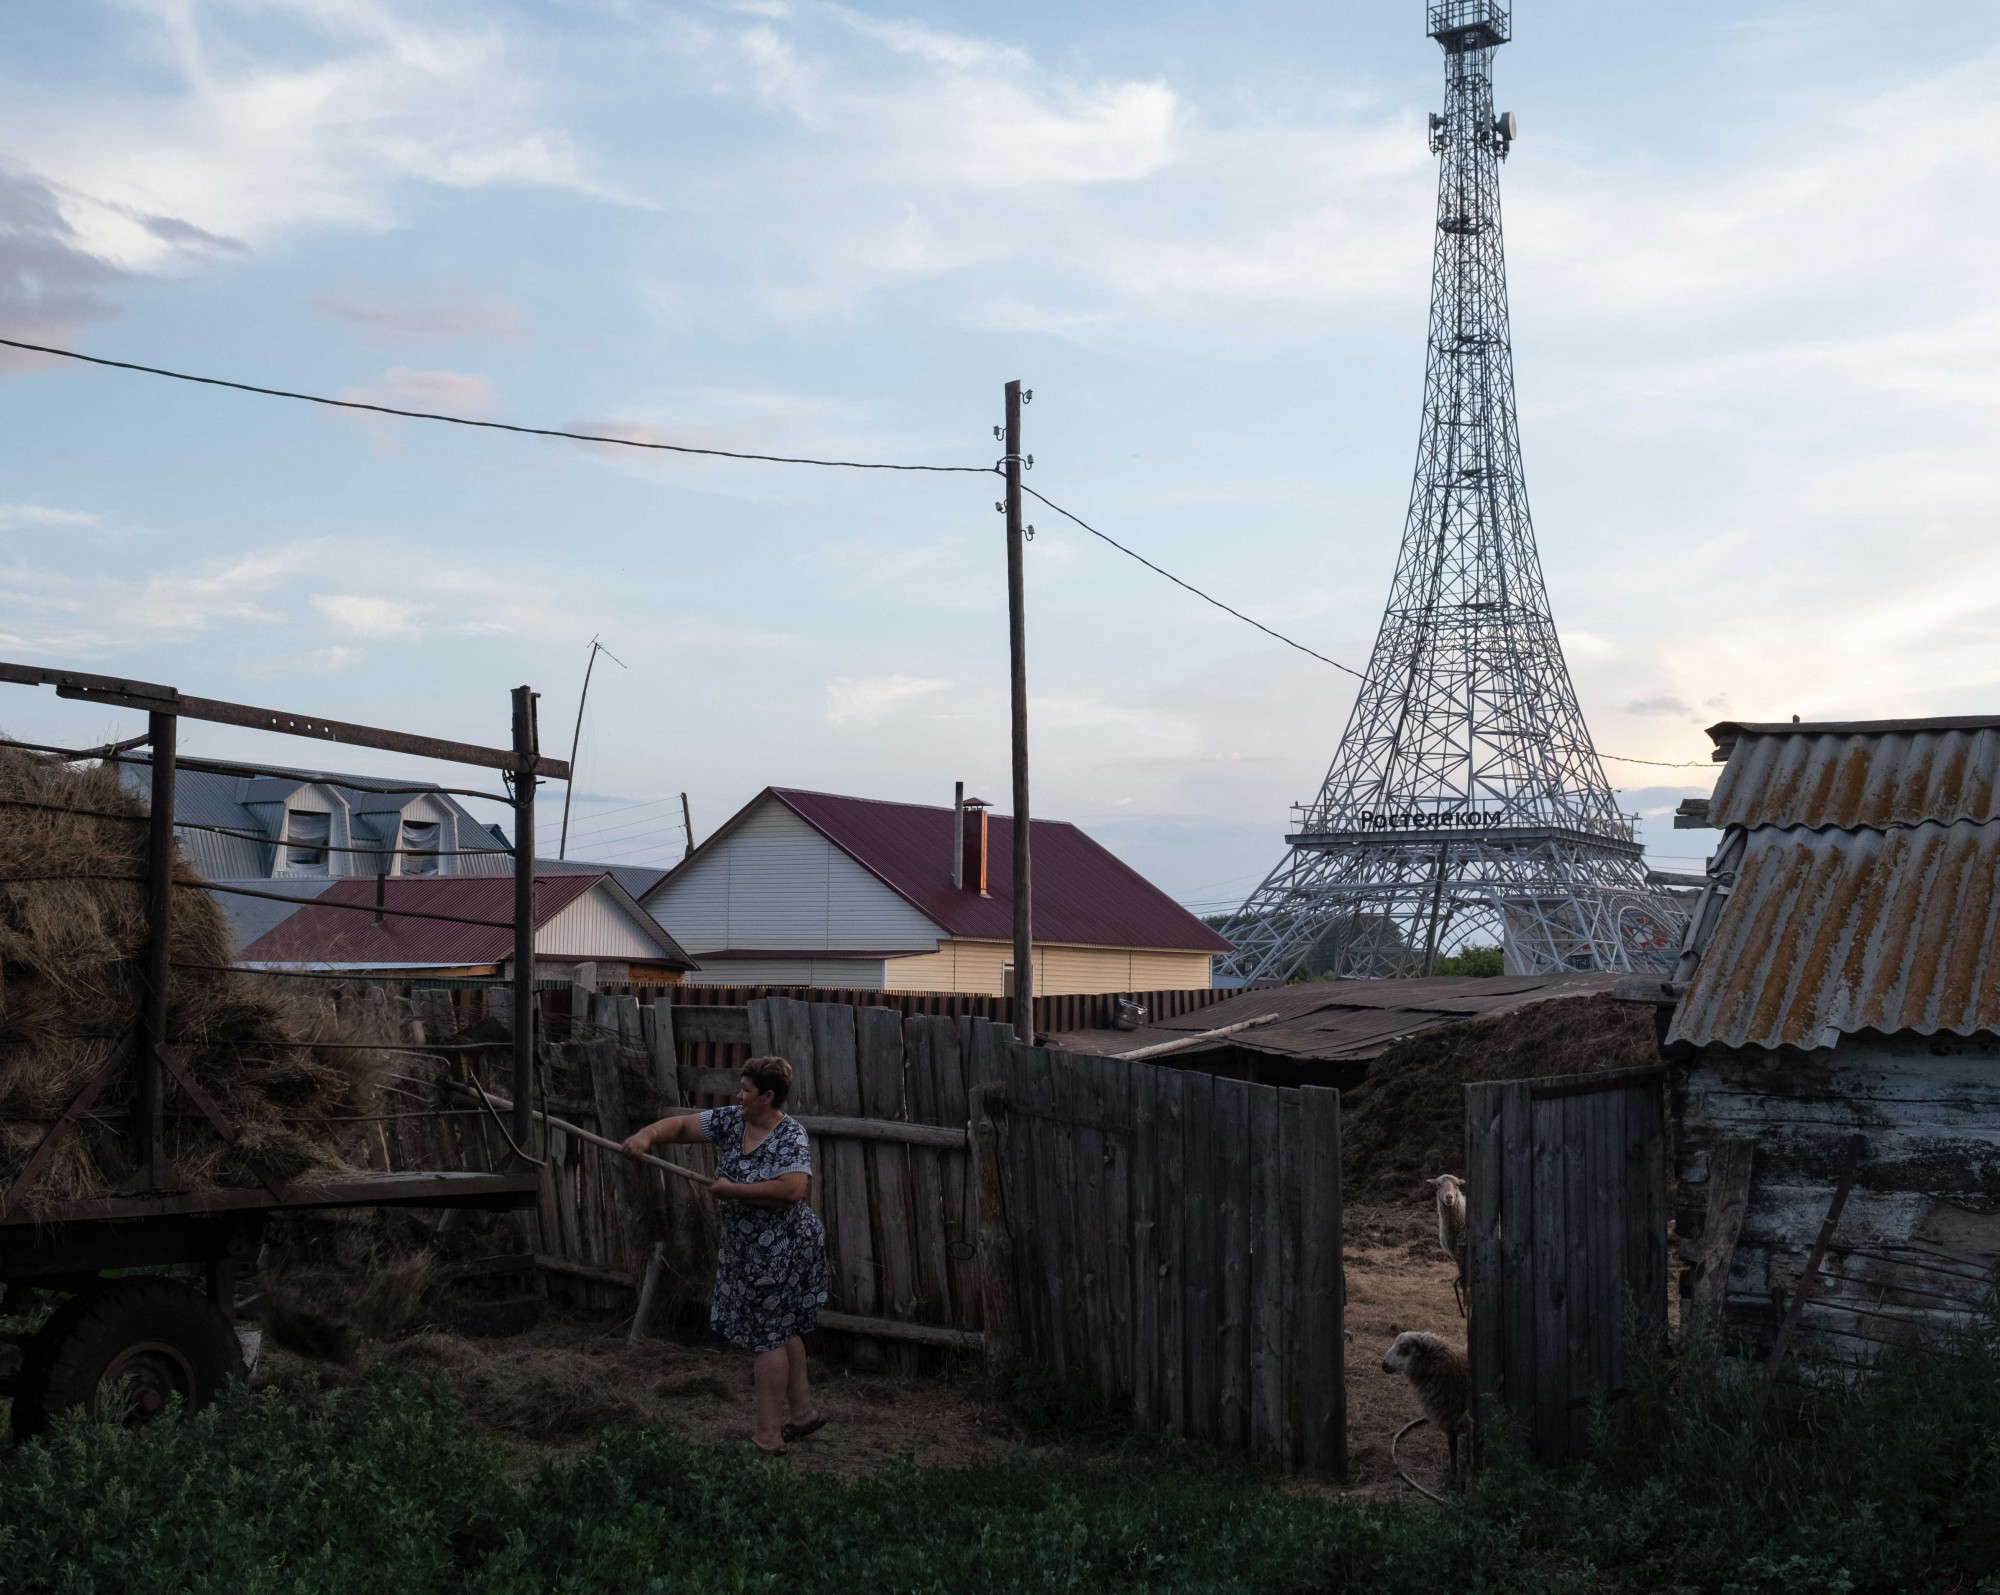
[641,787,1230,994]
[238,871,699,984]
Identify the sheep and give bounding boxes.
[1382,1330,1472,1482]
[1428,1173,1468,1315]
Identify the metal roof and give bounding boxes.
[659,788,1232,955]
[1052,973,1629,1064]
[1668,819,2000,1049]
[238,873,697,970]
[1706,723,2000,831]
[536,858,671,901]
[1672,713,2000,1048]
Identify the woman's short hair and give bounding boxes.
[741,1055,793,1108]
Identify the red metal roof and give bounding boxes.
[766,788,1233,954]
[238,873,696,968]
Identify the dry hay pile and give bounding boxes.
[1339,992,1662,1203]
[0,744,397,1212]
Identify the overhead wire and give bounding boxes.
[1022,484,1367,679]
[0,338,996,475]
[7,338,1724,771]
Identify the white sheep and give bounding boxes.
[1382,1330,1472,1481]
[1428,1173,1468,1314]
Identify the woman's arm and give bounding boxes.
[709,1172,809,1208]
[622,1111,706,1156]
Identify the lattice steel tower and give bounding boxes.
[1217,0,1681,984]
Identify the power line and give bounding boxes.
[1022,485,1367,679]
[0,337,997,476]
[1599,752,1715,770]
[9,337,1715,724]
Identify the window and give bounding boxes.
[285,810,331,871]
[400,820,440,876]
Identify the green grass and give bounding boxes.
[4,1302,1998,1594]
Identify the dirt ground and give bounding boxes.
[1336,1201,1465,1500]
[251,1194,1464,1502]
[254,1316,1030,1479]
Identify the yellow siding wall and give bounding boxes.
[882,939,1212,995]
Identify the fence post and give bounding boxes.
[974,1083,1017,1361]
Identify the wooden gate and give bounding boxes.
[1463,1064,1667,1462]
[978,1021,1347,1478]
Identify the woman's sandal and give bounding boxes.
[780,1414,827,1443]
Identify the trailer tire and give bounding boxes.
[11,1277,246,1443]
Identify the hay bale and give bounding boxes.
[0,743,397,1213]
[1338,993,1661,1203]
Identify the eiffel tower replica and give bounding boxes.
[1218,0,1682,985]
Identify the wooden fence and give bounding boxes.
[370,988,1346,1476]
[1463,1064,1668,1463]
[981,1037,1347,1477]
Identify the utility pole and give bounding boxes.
[680,792,694,859]
[510,685,541,1151]
[559,635,625,859]
[1003,379,1034,1039]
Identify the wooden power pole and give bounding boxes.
[1004,379,1034,1039]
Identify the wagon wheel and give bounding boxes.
[10,1277,246,1443]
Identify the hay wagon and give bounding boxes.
[0,660,560,1438]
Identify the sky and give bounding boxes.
[2,0,1998,917]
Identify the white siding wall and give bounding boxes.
[683,958,889,989]
[646,797,942,954]
[541,884,681,960]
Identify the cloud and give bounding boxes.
[1626,696,1693,717]
[824,673,950,724]
[311,593,423,637]
[334,365,497,451]
[0,171,128,352]
[0,0,618,278]
[311,283,525,346]
[0,503,104,532]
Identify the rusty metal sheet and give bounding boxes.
[1669,820,2000,1049]
[1708,725,2000,831]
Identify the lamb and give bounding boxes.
[1428,1173,1468,1314]
[1382,1330,1473,1480]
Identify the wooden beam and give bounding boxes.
[1687,1139,1754,1331]
[1113,1013,1279,1061]
[0,658,567,778]
[816,1308,983,1351]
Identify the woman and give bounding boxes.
[624,1056,828,1455]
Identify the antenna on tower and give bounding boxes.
[1216,3,1682,986]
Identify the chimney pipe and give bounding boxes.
[953,781,964,890]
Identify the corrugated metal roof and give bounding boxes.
[536,858,671,901]
[1668,820,2000,1049]
[1053,973,1630,1063]
[665,788,1232,955]
[239,874,697,970]
[1707,723,2000,831]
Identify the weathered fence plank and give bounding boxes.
[1182,1068,1219,1446]
[1297,1085,1344,1479]
[1248,1080,1284,1467]
[1466,1069,1667,1464]
[1214,1075,1251,1453]
[857,1005,916,1372]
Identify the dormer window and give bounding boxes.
[401,820,440,876]
[285,810,331,873]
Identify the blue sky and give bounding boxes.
[2,0,1997,914]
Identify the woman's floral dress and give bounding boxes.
[701,1106,829,1351]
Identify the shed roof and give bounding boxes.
[661,788,1231,954]
[1706,722,2000,831]
[239,873,697,970]
[1051,973,1628,1064]
[1671,715,2000,1048]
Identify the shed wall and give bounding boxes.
[1676,1032,2000,1371]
